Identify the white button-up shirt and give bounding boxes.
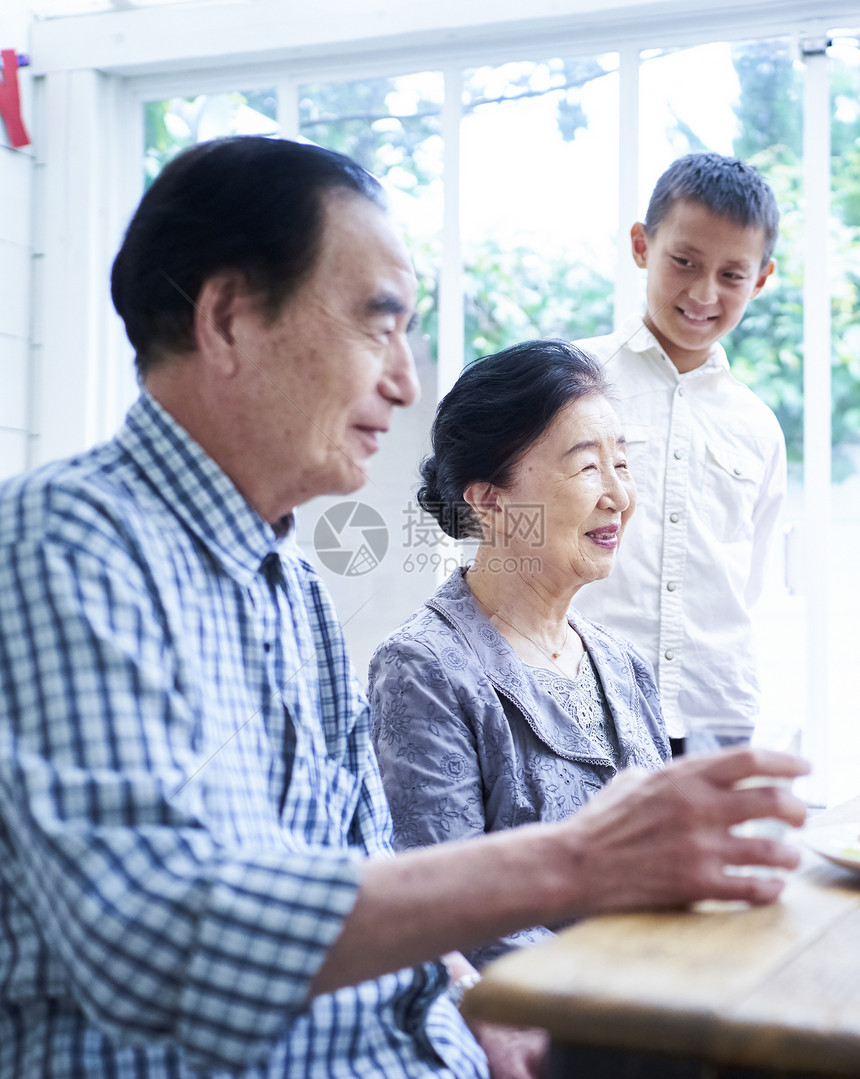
[574,318,787,738]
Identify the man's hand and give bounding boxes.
[312,748,809,998]
[562,747,810,914]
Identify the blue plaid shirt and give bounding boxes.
[0,392,487,1079]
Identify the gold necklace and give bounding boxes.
[493,610,571,661]
[464,569,571,662]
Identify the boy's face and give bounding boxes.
[631,198,774,373]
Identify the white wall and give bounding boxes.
[0,0,34,480]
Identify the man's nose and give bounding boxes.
[383,335,421,408]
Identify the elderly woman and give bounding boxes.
[368,339,670,970]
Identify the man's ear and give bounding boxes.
[630,222,649,268]
[751,258,775,299]
[194,274,246,376]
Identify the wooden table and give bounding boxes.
[462,795,860,1078]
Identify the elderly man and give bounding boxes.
[0,137,807,1079]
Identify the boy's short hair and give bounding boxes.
[644,152,779,267]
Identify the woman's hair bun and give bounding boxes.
[417,456,478,539]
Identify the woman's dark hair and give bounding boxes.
[418,339,608,539]
[110,136,386,376]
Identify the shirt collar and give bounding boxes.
[425,569,616,766]
[117,390,287,586]
[618,314,729,374]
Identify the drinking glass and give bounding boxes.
[687,718,799,874]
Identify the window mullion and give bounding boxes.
[614,43,640,328]
[438,63,464,400]
[800,41,832,805]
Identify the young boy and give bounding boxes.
[574,152,786,754]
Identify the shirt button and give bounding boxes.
[664,650,675,661]
[677,387,684,397]
[666,581,677,592]
[673,450,682,460]
[669,512,680,523]
[733,467,742,476]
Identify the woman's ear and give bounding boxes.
[463,481,502,537]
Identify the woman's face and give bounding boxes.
[490,394,636,592]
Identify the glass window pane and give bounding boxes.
[828,35,860,802]
[143,90,278,186]
[298,73,444,357]
[461,55,619,363]
[639,43,747,196]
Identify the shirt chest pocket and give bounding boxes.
[622,424,659,506]
[700,438,766,543]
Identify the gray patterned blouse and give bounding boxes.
[368,569,670,969]
[529,656,621,767]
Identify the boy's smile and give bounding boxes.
[631,198,774,373]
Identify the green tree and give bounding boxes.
[299,77,441,188]
[725,40,860,472]
[143,90,277,187]
[732,41,802,162]
[464,240,613,363]
[297,75,444,362]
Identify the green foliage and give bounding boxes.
[299,77,442,188]
[826,61,860,228]
[464,241,613,363]
[143,90,277,188]
[462,56,611,144]
[297,75,444,358]
[732,41,802,161]
[725,42,860,469]
[143,99,194,187]
[723,143,805,461]
[723,44,805,462]
[459,57,616,359]
[298,63,617,365]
